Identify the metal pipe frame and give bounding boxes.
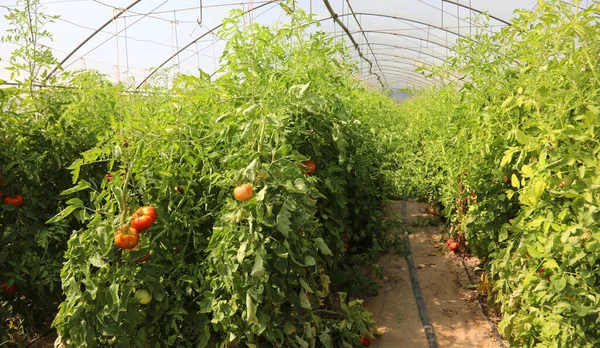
[343,1,388,87]
[46,0,142,80]
[364,74,429,88]
[322,0,385,86]
[318,12,467,41]
[136,0,281,89]
[365,43,448,63]
[441,0,511,26]
[349,52,437,69]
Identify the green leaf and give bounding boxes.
[236,241,247,264]
[511,174,520,189]
[313,238,332,256]
[60,180,91,195]
[521,165,533,177]
[277,199,295,238]
[515,130,531,145]
[46,205,78,224]
[246,292,256,322]
[304,255,316,266]
[299,291,311,310]
[544,259,559,269]
[66,198,84,207]
[284,321,296,335]
[251,255,265,277]
[243,159,258,182]
[500,149,515,168]
[553,277,567,292]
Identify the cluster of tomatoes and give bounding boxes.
[0,180,24,208]
[1,282,17,296]
[114,206,157,253]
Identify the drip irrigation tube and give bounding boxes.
[458,254,506,347]
[401,200,439,348]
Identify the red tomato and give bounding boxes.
[233,184,253,201]
[449,242,459,252]
[137,252,150,263]
[539,268,545,274]
[114,227,139,249]
[445,239,453,245]
[0,192,4,198]
[0,180,5,187]
[174,186,184,194]
[359,336,371,346]
[3,194,24,207]
[1,283,17,295]
[301,160,316,175]
[131,206,157,232]
[105,173,114,182]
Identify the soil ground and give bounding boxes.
[363,200,504,348]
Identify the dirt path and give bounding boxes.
[364,201,503,348]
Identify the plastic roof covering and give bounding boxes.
[1,0,575,90]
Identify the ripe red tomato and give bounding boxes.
[137,252,150,263]
[0,192,4,198]
[233,184,253,201]
[3,194,24,207]
[301,160,316,175]
[1,283,17,295]
[449,242,459,251]
[445,239,453,245]
[539,268,545,274]
[105,173,114,182]
[0,180,5,187]
[359,336,371,346]
[131,206,157,232]
[114,227,139,249]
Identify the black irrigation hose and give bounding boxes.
[401,200,439,348]
[458,254,506,347]
[25,328,55,348]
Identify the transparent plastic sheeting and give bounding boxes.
[1,0,553,90]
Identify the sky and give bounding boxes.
[0,0,563,89]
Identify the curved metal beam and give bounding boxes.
[46,0,142,80]
[357,52,438,66]
[351,31,453,49]
[322,0,385,87]
[332,31,452,54]
[365,74,429,88]
[441,0,511,26]
[319,12,466,40]
[137,0,280,89]
[365,43,448,63]
[359,66,433,85]
[353,51,461,80]
[343,1,388,88]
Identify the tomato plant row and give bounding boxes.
[385,1,600,346]
[1,2,397,347]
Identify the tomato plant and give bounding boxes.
[384,1,600,345]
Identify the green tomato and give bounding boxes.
[135,289,152,304]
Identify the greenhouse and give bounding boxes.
[1,0,599,347]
